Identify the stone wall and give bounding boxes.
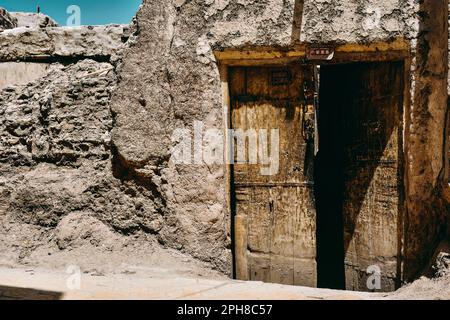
[0,16,168,270]
[0,58,177,233]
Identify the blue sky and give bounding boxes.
[0,0,142,26]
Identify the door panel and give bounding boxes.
[230,64,317,287]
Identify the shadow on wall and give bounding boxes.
[0,286,62,300]
[445,97,450,211]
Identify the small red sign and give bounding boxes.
[306,46,335,61]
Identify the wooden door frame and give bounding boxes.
[215,38,411,283]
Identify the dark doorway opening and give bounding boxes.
[314,64,346,290]
[315,61,404,291]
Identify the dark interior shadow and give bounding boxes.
[0,285,63,300]
[315,61,404,290]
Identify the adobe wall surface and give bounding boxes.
[0,8,17,30]
[0,62,49,90]
[0,9,225,278]
[110,0,448,278]
[9,12,58,28]
[404,1,448,279]
[0,25,130,61]
[0,1,448,281]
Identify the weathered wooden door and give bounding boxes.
[319,61,404,291]
[230,64,317,287]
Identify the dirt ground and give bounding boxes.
[1,213,450,300]
[0,266,374,300]
[384,275,450,300]
[0,216,225,281]
[1,264,449,300]
[0,236,449,300]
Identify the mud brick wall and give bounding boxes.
[0,1,448,284]
[110,0,448,281]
